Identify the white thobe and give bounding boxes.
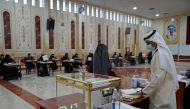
[143,51,177,109]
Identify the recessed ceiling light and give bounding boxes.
[133,7,138,10]
[171,18,175,21]
[155,14,159,17]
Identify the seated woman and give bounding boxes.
[138,52,145,64]
[128,52,136,65]
[115,53,123,67]
[85,53,93,72]
[72,53,79,59]
[62,53,73,73]
[36,54,49,76]
[25,53,35,73]
[72,53,82,69]
[2,54,21,80]
[49,54,58,71]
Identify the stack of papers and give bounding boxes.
[42,55,48,61]
[121,88,142,100]
[177,74,190,87]
[121,88,142,95]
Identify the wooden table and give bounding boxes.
[4,63,21,80]
[122,95,149,109]
[37,61,53,76]
[37,93,86,109]
[37,93,149,109]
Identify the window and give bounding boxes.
[130,16,133,24]
[113,12,116,21]
[50,0,53,9]
[14,0,18,3]
[69,1,71,12]
[87,5,90,16]
[63,0,66,11]
[106,10,109,19]
[57,0,60,10]
[136,17,139,25]
[125,15,127,22]
[133,16,136,24]
[32,0,35,6]
[82,4,85,15]
[147,19,149,27]
[146,19,148,27]
[110,11,112,20]
[74,3,78,13]
[40,0,45,7]
[149,20,152,27]
[142,19,145,26]
[91,6,94,16]
[120,14,123,22]
[128,15,130,23]
[24,0,27,4]
[117,13,119,22]
[96,7,99,17]
[100,9,103,18]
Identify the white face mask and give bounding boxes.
[146,44,156,51]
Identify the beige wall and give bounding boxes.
[0,0,151,59]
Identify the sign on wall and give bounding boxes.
[163,18,179,44]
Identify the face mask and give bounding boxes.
[146,44,156,51]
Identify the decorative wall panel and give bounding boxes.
[71,21,75,49]
[35,16,41,49]
[98,24,101,44]
[82,22,85,49]
[106,25,108,46]
[49,30,54,49]
[186,16,190,44]
[118,27,121,49]
[14,5,31,50]
[134,29,136,44]
[3,11,11,49]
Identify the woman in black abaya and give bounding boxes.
[92,44,112,76]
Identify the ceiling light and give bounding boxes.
[155,14,159,17]
[133,7,138,10]
[171,18,175,21]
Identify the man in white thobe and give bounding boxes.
[143,30,179,109]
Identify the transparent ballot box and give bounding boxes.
[56,72,121,109]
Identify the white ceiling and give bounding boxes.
[80,0,190,19]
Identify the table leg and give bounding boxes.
[88,90,91,109]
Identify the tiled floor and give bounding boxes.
[0,85,34,109]
[0,62,190,109]
[10,73,82,100]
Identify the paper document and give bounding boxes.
[42,55,48,61]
